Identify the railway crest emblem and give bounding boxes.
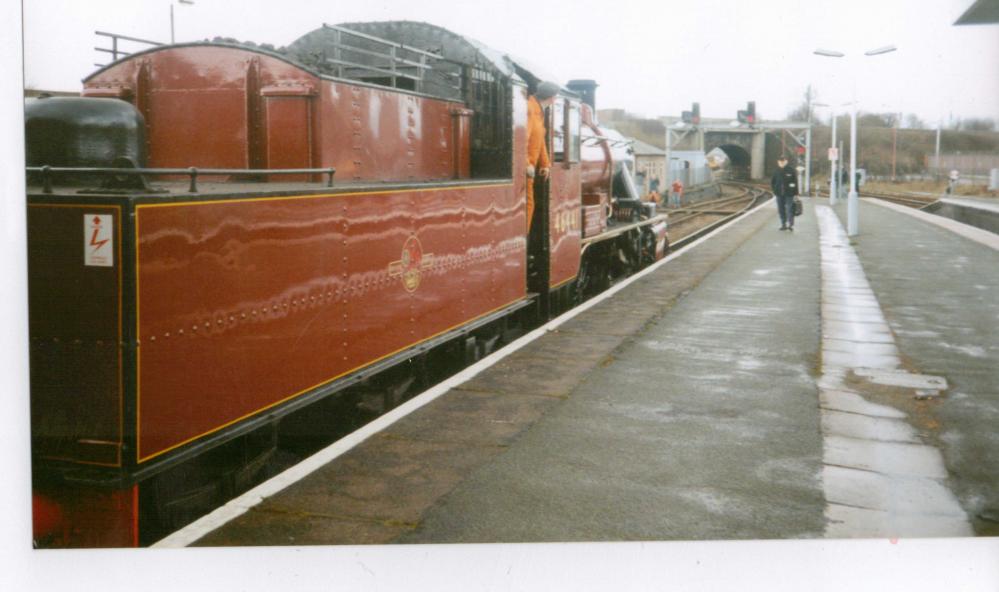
[388,235,434,292]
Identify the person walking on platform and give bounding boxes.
[771,155,799,231]
[670,178,684,208]
[526,81,558,231]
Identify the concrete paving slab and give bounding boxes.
[823,435,949,479]
[822,350,900,369]
[825,504,974,538]
[818,389,906,419]
[822,339,899,358]
[821,309,895,325]
[822,302,885,315]
[821,409,920,443]
[852,368,948,391]
[821,319,894,342]
[822,464,968,517]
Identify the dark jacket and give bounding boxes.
[771,164,798,198]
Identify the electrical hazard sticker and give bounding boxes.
[84,214,114,267]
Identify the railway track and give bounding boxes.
[667,183,770,248]
[817,188,939,209]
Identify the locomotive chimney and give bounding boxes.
[566,79,598,111]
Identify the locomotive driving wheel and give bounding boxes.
[639,229,656,267]
[575,256,593,303]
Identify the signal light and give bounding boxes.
[737,101,756,125]
[682,102,701,125]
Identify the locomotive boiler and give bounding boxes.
[26,21,668,547]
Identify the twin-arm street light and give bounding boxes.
[813,45,897,237]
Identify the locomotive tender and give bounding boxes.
[26,21,668,547]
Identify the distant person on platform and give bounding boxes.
[670,178,684,208]
[771,155,799,231]
[647,176,661,204]
[526,81,558,231]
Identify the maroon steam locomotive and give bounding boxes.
[26,21,668,547]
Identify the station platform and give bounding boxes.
[934,196,999,234]
[940,195,999,213]
[159,194,999,547]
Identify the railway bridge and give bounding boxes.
[663,116,811,183]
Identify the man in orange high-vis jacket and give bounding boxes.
[526,81,559,231]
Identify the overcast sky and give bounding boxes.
[20,0,999,125]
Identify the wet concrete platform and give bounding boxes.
[178,194,999,547]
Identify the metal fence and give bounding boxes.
[928,153,999,176]
[93,31,162,68]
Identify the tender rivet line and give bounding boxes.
[143,242,526,344]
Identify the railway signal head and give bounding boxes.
[736,101,756,125]
[682,102,701,126]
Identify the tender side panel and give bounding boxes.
[459,183,526,320]
[263,94,315,176]
[86,46,319,170]
[28,204,123,467]
[134,184,522,462]
[319,83,463,182]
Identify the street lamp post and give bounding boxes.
[170,0,195,44]
[848,102,859,235]
[813,102,838,205]
[813,44,897,237]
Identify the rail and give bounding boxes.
[27,166,336,194]
[816,187,938,210]
[318,24,463,93]
[667,184,769,251]
[94,31,163,67]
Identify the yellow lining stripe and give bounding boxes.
[135,182,517,462]
[550,274,578,290]
[137,295,527,462]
